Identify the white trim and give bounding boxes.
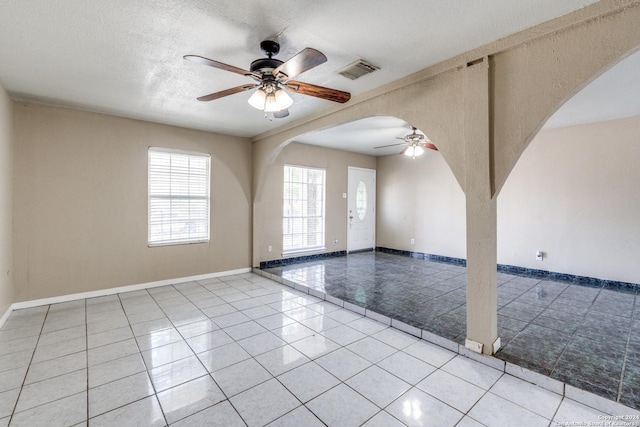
[0,267,251,326]
[282,247,327,257]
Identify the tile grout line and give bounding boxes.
[7,304,50,426]
[616,290,638,403]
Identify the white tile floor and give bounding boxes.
[1,272,639,426]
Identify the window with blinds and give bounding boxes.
[148,148,210,246]
[283,165,325,253]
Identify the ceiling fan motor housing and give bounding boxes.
[250,58,284,74]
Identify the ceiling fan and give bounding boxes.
[184,40,351,119]
[374,126,437,158]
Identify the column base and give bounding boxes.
[465,336,501,355]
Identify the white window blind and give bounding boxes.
[283,165,325,253]
[148,148,210,246]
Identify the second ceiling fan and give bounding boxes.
[184,40,351,119]
[374,126,438,158]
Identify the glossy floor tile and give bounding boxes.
[263,251,640,410]
[0,270,638,426]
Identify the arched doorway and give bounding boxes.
[495,48,640,406]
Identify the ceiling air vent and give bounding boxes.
[338,60,379,80]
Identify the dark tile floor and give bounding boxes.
[262,251,640,410]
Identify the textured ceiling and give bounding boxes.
[1,0,635,155]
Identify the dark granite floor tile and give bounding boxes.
[566,334,627,361]
[494,350,552,376]
[497,336,566,371]
[597,290,636,302]
[531,315,580,334]
[497,306,540,323]
[497,328,520,347]
[559,285,602,303]
[497,296,518,307]
[509,276,543,286]
[539,307,586,322]
[520,324,573,342]
[551,373,619,402]
[498,315,528,333]
[553,338,624,398]
[619,382,640,409]
[548,299,591,316]
[574,315,631,344]
[506,300,546,315]
[590,304,635,319]
[500,283,534,295]
[447,305,467,318]
[513,294,556,309]
[532,281,569,295]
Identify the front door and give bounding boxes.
[347,167,376,252]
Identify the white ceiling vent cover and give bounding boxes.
[339,60,379,80]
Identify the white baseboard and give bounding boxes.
[0,267,251,328]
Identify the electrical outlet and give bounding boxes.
[536,251,543,260]
[333,239,338,245]
[410,238,415,245]
[268,245,272,252]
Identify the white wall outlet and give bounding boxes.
[333,239,338,245]
[268,245,272,252]
[342,193,347,198]
[410,238,415,245]
[536,250,543,260]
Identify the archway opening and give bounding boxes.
[495,48,640,405]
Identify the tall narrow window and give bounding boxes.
[148,147,210,246]
[283,165,325,253]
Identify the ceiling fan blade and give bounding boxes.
[273,109,290,119]
[273,48,327,80]
[424,142,438,151]
[184,55,255,77]
[284,81,350,103]
[196,84,258,101]
[374,142,408,149]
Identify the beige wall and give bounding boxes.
[376,150,466,259]
[498,116,640,283]
[0,84,13,315]
[13,104,252,301]
[254,142,375,264]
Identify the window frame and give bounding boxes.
[147,147,211,247]
[282,164,326,255]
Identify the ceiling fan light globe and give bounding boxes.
[263,93,281,112]
[275,89,293,110]
[402,145,425,157]
[248,88,267,110]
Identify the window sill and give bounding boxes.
[148,239,209,248]
[282,247,327,257]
